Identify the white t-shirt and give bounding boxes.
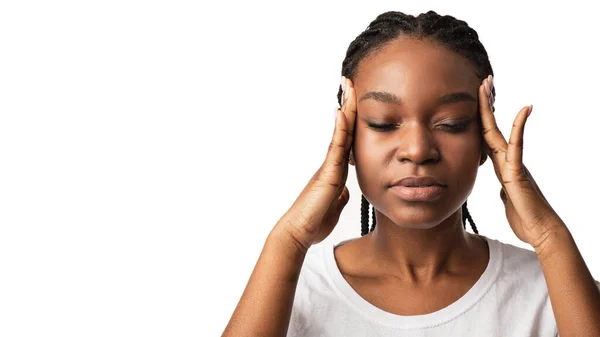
[287,235,600,337]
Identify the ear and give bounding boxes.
[349,149,356,166]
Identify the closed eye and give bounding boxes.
[367,122,471,133]
[438,123,470,132]
[367,122,397,131]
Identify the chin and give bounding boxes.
[398,221,443,230]
[384,207,449,230]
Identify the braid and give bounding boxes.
[337,10,493,235]
[361,195,370,236]
[370,205,377,232]
[462,200,479,234]
[361,196,378,236]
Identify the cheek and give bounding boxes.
[353,133,388,193]
[442,134,482,184]
[442,133,481,159]
[353,128,381,160]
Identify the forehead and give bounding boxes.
[354,37,480,96]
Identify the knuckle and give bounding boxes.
[316,166,342,187]
[326,154,345,168]
[482,125,500,136]
[508,139,524,149]
[329,139,345,152]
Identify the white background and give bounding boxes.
[1,1,599,336]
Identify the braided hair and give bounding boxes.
[338,11,495,236]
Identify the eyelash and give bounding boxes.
[367,122,470,133]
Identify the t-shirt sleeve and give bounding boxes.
[555,279,600,337]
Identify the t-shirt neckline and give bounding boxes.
[323,235,503,329]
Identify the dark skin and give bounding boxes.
[223,36,599,337]
[334,36,490,315]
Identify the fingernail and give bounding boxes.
[341,76,346,92]
[527,104,533,117]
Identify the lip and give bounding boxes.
[390,176,446,188]
[390,185,446,202]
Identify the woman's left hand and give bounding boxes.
[478,75,565,251]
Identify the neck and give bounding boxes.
[365,210,483,284]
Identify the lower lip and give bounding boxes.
[390,185,445,201]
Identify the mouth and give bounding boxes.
[389,185,446,202]
[390,176,446,188]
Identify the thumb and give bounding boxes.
[324,108,350,169]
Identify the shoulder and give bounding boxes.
[492,237,541,271]
[288,240,343,337]
[294,240,339,298]
[294,237,370,301]
[298,242,329,282]
[485,237,600,300]
[491,237,600,292]
[488,237,546,284]
[300,237,361,277]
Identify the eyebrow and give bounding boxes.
[359,91,477,106]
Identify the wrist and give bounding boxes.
[534,223,572,263]
[270,222,312,256]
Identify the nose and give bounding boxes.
[396,123,440,165]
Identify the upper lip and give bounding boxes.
[390,176,446,187]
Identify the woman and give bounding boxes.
[222,10,600,336]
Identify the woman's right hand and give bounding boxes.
[277,77,358,252]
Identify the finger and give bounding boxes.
[324,107,350,168]
[506,105,532,172]
[479,76,508,157]
[479,76,508,173]
[341,77,357,152]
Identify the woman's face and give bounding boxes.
[351,36,486,229]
